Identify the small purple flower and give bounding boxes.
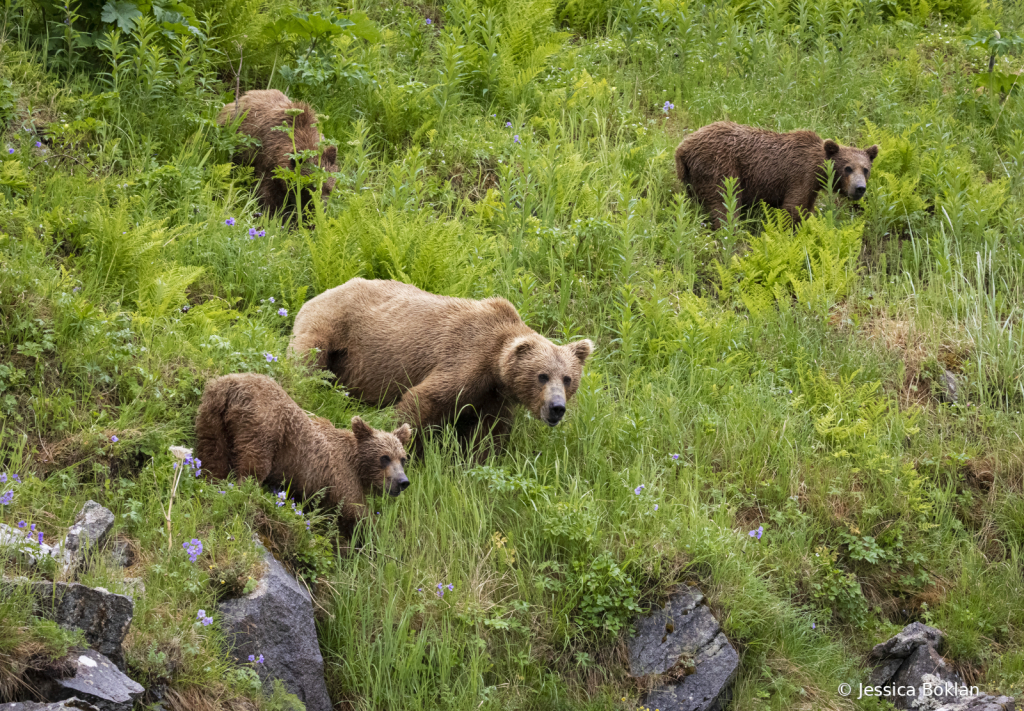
[264,352,278,363]
[37,532,43,544]
[29,524,35,532]
[73,286,80,293]
[276,492,286,507]
[513,135,520,144]
[197,609,206,619]
[417,587,423,592]
[35,141,42,148]
[225,217,235,226]
[257,229,266,237]
[653,504,659,511]
[0,491,13,505]
[6,148,13,154]
[278,308,288,317]
[447,584,453,591]
[110,435,119,443]
[505,122,512,128]
[436,583,445,598]
[811,622,816,629]
[183,538,203,562]
[749,525,764,540]
[12,474,20,483]
[249,227,257,237]
[425,17,432,24]
[268,296,275,303]
[202,616,213,626]
[0,473,6,483]
[662,100,675,113]
[219,490,226,494]
[248,654,264,664]
[671,453,680,460]
[634,484,645,495]
[17,520,26,528]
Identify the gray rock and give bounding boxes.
[28,583,133,671]
[217,546,331,711]
[105,540,133,569]
[65,501,115,559]
[0,524,72,572]
[627,586,739,711]
[869,624,1014,711]
[0,698,101,710]
[939,370,958,404]
[30,650,142,711]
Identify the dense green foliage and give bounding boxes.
[2,0,1024,709]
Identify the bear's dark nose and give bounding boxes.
[547,404,566,425]
[854,185,866,198]
[390,475,410,496]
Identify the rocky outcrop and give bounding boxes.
[29,650,142,711]
[869,623,1015,711]
[0,699,101,710]
[217,546,331,711]
[627,586,739,711]
[28,583,133,671]
[63,502,114,560]
[0,524,72,572]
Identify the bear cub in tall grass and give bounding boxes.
[194,373,413,537]
[288,278,593,457]
[218,89,338,216]
[674,121,879,228]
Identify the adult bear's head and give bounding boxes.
[499,335,594,427]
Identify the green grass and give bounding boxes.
[2,0,1024,709]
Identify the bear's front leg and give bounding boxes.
[396,371,464,431]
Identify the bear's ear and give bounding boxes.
[569,339,594,364]
[509,336,534,360]
[823,140,840,157]
[351,416,373,440]
[865,144,879,161]
[394,423,413,446]
[289,157,297,171]
[323,145,338,165]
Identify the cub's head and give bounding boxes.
[824,140,879,200]
[499,334,594,427]
[351,417,413,496]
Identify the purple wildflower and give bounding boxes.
[247,654,264,664]
[35,141,42,148]
[749,525,764,540]
[505,122,512,128]
[0,491,13,505]
[811,622,816,629]
[29,524,35,532]
[110,435,119,443]
[257,229,266,237]
[447,584,453,591]
[0,473,6,483]
[7,148,13,154]
[662,100,675,113]
[202,616,213,626]
[436,583,445,598]
[634,484,645,495]
[513,135,520,144]
[12,474,20,483]
[278,308,288,317]
[654,504,659,511]
[17,521,26,528]
[197,609,206,619]
[425,18,432,24]
[225,217,235,226]
[248,228,257,237]
[183,538,203,562]
[268,296,275,303]
[264,352,278,363]
[671,453,680,460]
[37,532,43,544]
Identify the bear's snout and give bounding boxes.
[543,392,567,426]
[853,184,866,199]
[387,468,410,496]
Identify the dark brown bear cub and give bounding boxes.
[217,89,338,216]
[287,278,594,458]
[674,121,879,227]
[194,373,412,538]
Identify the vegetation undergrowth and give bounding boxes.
[2,0,1024,709]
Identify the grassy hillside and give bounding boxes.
[2,0,1024,709]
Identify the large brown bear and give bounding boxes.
[217,89,338,216]
[287,279,594,456]
[674,121,879,227]
[194,372,412,537]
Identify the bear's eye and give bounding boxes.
[401,457,408,467]
[538,374,549,384]
[844,166,853,174]
[563,376,571,387]
[864,168,870,177]
[380,455,391,468]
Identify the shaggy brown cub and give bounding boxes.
[194,373,412,537]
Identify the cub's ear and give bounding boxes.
[394,423,413,446]
[823,139,840,157]
[351,416,373,440]
[569,339,594,364]
[323,144,338,165]
[865,144,879,161]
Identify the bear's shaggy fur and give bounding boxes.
[288,279,594,455]
[194,373,412,537]
[217,89,338,216]
[674,121,879,227]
